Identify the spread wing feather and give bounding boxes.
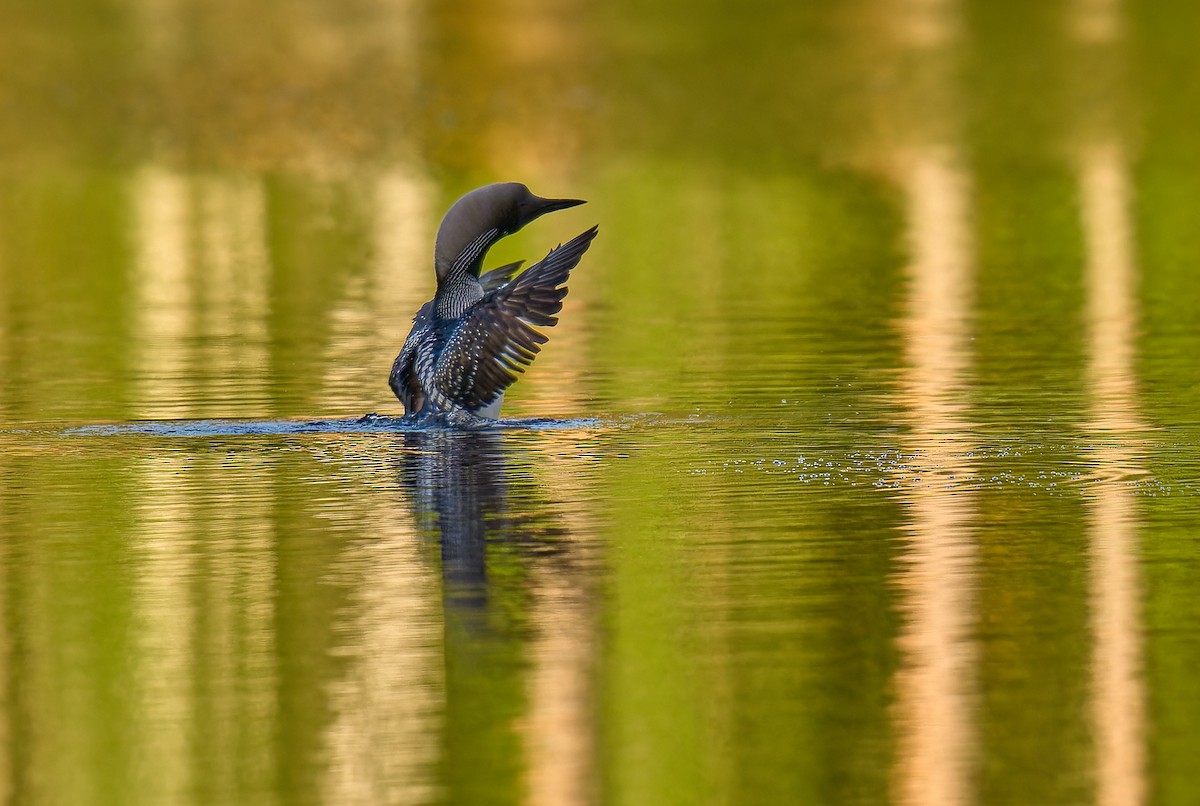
[479,260,525,292]
[389,302,432,415]
[435,226,598,411]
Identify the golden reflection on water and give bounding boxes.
[322,513,443,804]
[133,167,193,420]
[519,433,603,806]
[1080,141,1147,806]
[371,169,436,337]
[885,0,977,801]
[892,148,978,806]
[889,139,1152,806]
[133,167,271,419]
[319,273,385,410]
[132,453,278,803]
[887,2,1156,801]
[1071,0,1148,798]
[132,455,199,803]
[196,174,272,412]
[523,564,595,806]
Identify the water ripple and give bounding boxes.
[61,413,609,437]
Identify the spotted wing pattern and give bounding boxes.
[389,301,432,415]
[434,226,599,412]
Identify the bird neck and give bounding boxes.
[433,225,503,319]
[435,226,502,281]
[434,269,484,320]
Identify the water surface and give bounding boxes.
[2,0,1200,804]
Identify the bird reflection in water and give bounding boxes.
[398,428,571,623]
[397,429,597,804]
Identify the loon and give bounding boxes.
[389,182,598,423]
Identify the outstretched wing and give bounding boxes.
[435,226,599,411]
[389,302,432,415]
[479,260,525,292]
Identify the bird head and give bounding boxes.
[434,183,585,280]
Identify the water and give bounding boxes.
[3,0,1200,804]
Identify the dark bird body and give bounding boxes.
[390,183,598,423]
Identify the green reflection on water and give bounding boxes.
[2,0,1200,804]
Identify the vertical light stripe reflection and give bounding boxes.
[524,568,595,806]
[197,176,271,415]
[373,169,434,320]
[133,166,194,420]
[319,272,378,410]
[1081,145,1140,433]
[321,526,444,805]
[131,457,196,805]
[228,473,279,805]
[132,169,272,418]
[892,150,978,806]
[1080,141,1146,806]
[199,464,278,800]
[130,158,279,797]
[131,454,279,804]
